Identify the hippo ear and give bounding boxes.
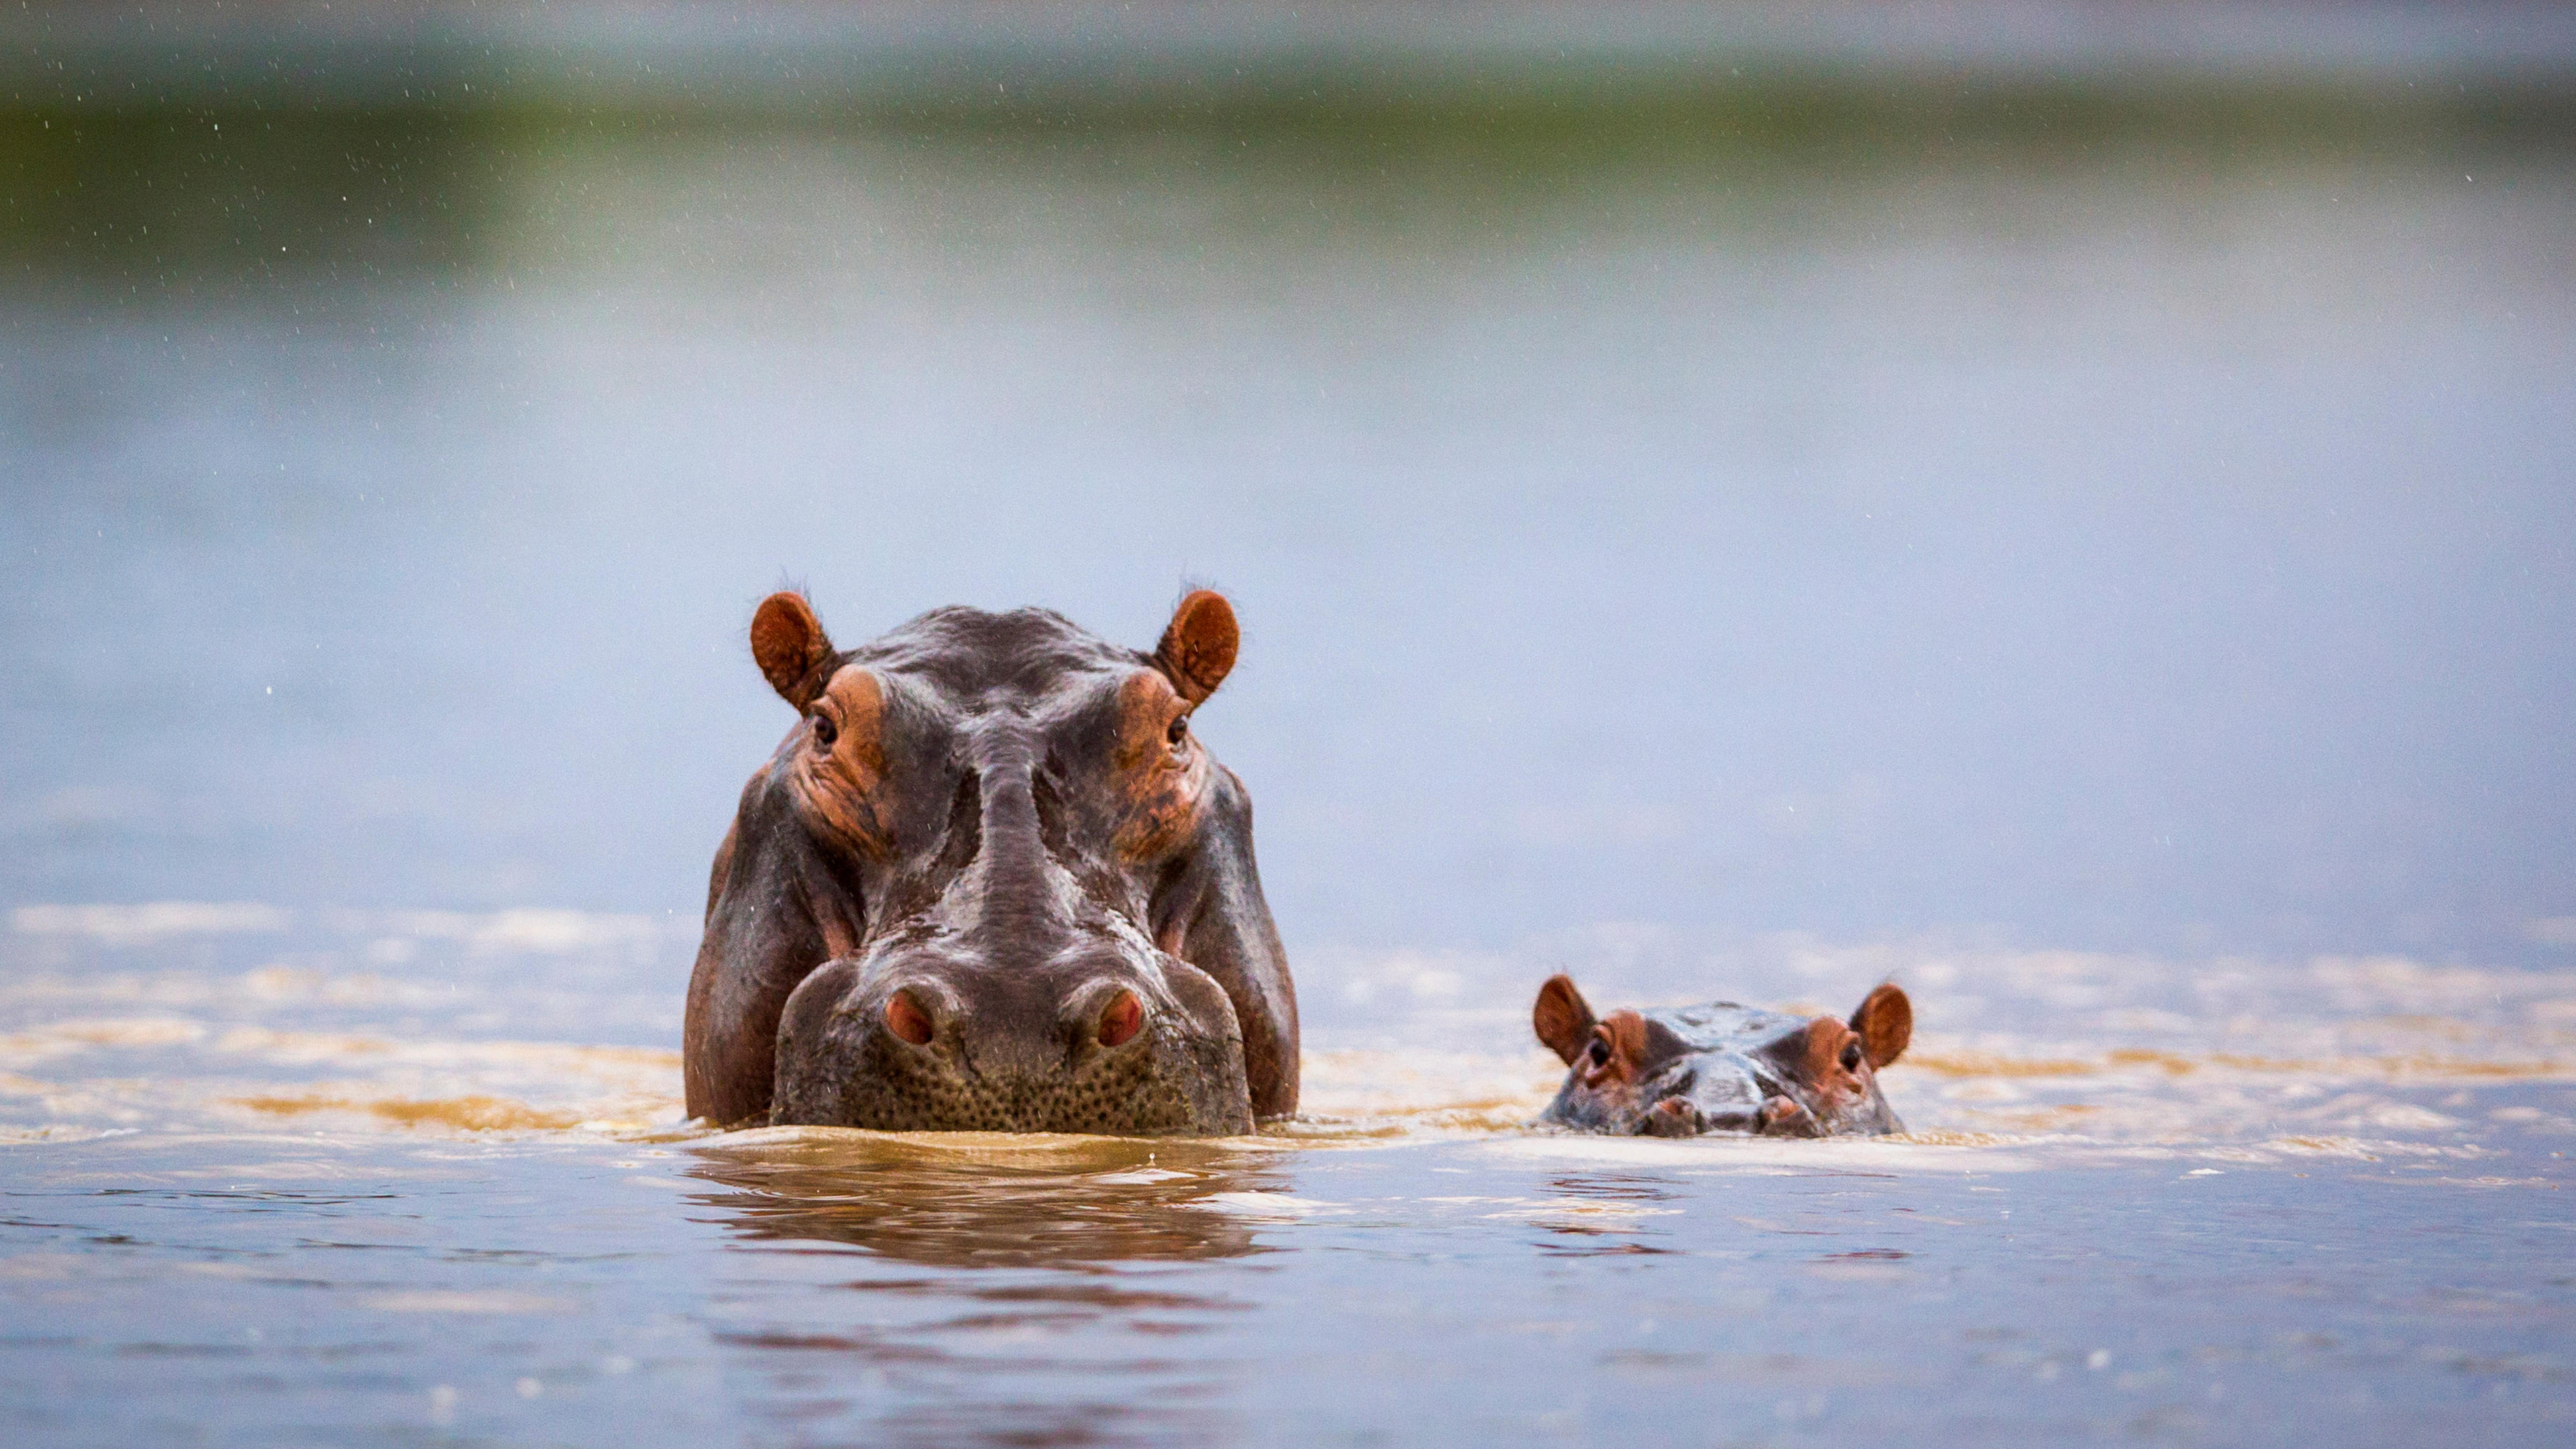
[750,592,839,710]
[1532,974,1598,1065]
[1849,983,1912,1069]
[1155,590,1239,705]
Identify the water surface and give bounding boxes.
[5,908,2571,1444]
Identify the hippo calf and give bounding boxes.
[1532,975,1912,1137]
[684,590,1297,1135]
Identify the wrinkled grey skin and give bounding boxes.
[1534,978,1911,1138]
[684,599,1295,1135]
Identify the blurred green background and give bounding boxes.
[8,4,2572,290]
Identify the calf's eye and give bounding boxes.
[1839,1040,1865,1073]
[1586,1037,1611,1068]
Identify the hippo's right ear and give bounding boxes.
[1849,983,1913,1069]
[1533,974,1599,1066]
[750,592,839,710]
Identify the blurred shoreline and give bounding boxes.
[7,1,2575,117]
[9,1,2575,296]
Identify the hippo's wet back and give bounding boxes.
[682,590,1297,1134]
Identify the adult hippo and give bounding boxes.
[1531,975,1912,1138]
[684,590,1297,1135]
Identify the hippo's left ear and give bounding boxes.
[1849,983,1912,1069]
[1155,590,1239,705]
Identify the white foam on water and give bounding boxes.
[317,908,679,956]
[1472,1132,2043,1175]
[1189,1191,1343,1218]
[365,1290,576,1315]
[11,902,293,943]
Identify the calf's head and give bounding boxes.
[1532,976,1912,1137]
[684,592,1296,1135]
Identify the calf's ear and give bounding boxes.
[1533,974,1598,1065]
[751,592,839,710]
[1155,590,1239,704]
[1849,983,1913,1069]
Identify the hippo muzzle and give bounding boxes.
[771,943,1253,1135]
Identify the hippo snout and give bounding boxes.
[768,948,1254,1136]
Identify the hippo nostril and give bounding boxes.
[1643,1098,1704,1137]
[1096,989,1144,1049]
[885,990,935,1046]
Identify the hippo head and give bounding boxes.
[683,591,1297,1136]
[1530,976,1913,1138]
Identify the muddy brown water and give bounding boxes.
[6,69,2576,1448]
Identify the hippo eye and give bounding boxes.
[1165,713,1190,749]
[810,712,838,750]
[1585,1037,1611,1068]
[1840,1040,1865,1073]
